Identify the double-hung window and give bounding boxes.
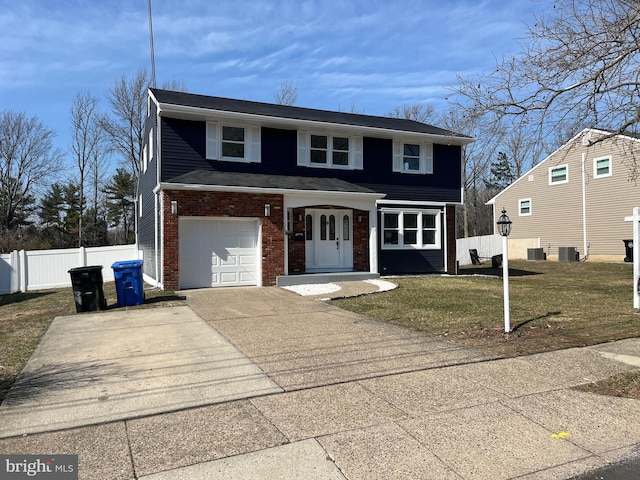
[519,198,532,216]
[309,134,350,166]
[381,210,441,249]
[594,156,612,178]
[549,164,568,184]
[221,126,245,159]
[393,141,433,174]
[206,122,261,163]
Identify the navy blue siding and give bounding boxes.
[159,120,463,203]
[138,103,159,280]
[379,250,445,274]
[377,207,446,274]
[160,118,206,182]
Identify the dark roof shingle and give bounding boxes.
[151,88,470,139]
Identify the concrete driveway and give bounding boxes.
[184,286,496,391]
[2,285,640,479]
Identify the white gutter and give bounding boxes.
[154,182,386,200]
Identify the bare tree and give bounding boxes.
[440,109,503,237]
[70,91,105,246]
[102,69,149,177]
[388,103,436,124]
[161,79,187,92]
[452,0,640,148]
[0,110,63,246]
[274,81,298,106]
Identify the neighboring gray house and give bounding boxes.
[488,128,640,261]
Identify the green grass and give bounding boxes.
[0,282,185,402]
[333,261,640,357]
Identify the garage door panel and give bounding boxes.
[179,218,259,289]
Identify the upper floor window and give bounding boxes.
[206,122,261,163]
[549,164,568,184]
[393,141,433,174]
[519,198,532,216]
[594,156,612,178]
[222,126,245,159]
[381,209,441,250]
[298,132,362,169]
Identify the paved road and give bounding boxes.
[570,456,640,480]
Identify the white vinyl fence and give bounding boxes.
[457,235,541,266]
[0,245,139,294]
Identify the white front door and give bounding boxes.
[305,209,353,272]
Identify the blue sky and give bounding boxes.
[0,0,550,165]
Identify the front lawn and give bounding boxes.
[333,260,640,357]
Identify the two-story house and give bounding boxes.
[488,128,640,261]
[137,89,473,290]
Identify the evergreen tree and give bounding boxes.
[485,152,515,194]
[103,168,135,244]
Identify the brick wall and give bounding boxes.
[353,209,370,271]
[162,190,284,289]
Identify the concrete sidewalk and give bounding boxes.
[1,285,640,479]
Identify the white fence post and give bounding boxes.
[19,249,27,292]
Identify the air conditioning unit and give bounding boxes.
[527,248,546,261]
[559,247,578,262]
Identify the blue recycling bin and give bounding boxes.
[111,260,145,307]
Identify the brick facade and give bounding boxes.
[162,190,284,289]
[161,192,373,289]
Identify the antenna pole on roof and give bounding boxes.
[147,0,156,88]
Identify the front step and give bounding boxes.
[276,272,379,287]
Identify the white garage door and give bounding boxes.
[179,218,259,289]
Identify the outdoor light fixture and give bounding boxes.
[264,204,271,217]
[497,208,512,333]
[298,213,303,222]
[171,200,178,215]
[497,208,512,237]
[357,215,363,223]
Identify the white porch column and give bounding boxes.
[369,207,378,273]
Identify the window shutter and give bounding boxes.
[392,140,403,172]
[206,122,218,159]
[424,142,433,174]
[353,136,363,170]
[248,126,261,163]
[297,131,309,166]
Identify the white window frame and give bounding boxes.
[549,164,568,185]
[519,198,532,216]
[393,140,433,174]
[380,209,441,250]
[142,144,148,173]
[206,122,261,163]
[593,155,612,178]
[300,132,358,169]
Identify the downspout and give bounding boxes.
[581,152,588,260]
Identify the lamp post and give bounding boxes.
[497,208,512,333]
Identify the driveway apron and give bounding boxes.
[184,286,497,391]
[0,305,281,438]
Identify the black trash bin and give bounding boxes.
[68,265,107,313]
[624,239,633,262]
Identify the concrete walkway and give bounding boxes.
[1,284,640,479]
